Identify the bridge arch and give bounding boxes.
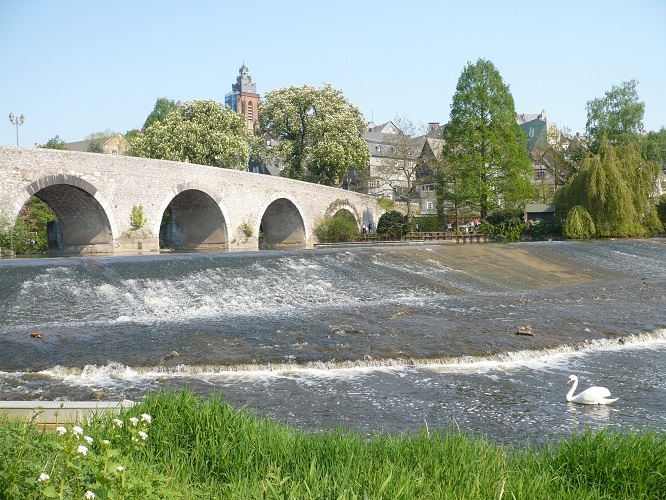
[20,174,116,254]
[325,200,361,230]
[258,195,306,250]
[157,186,229,250]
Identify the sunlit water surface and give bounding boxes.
[1,239,664,445]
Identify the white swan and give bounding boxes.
[566,375,618,405]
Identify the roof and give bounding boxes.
[525,203,556,213]
[65,133,128,153]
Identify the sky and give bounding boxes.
[1,0,665,148]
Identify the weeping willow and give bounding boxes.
[556,141,664,237]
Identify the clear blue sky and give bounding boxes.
[1,0,664,147]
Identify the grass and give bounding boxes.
[1,390,664,499]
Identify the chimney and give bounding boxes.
[428,122,440,132]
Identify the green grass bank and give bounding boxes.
[1,391,664,499]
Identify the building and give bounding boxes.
[65,133,130,155]
[346,121,442,215]
[225,64,261,134]
[517,110,568,200]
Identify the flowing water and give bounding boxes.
[0,239,664,445]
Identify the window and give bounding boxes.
[375,145,381,152]
[248,102,253,122]
[426,202,433,210]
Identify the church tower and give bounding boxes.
[225,64,261,134]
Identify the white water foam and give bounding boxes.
[30,329,666,387]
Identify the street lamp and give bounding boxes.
[8,113,25,146]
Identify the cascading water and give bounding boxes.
[1,239,664,445]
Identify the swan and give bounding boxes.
[566,375,618,405]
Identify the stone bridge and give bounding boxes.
[0,146,383,254]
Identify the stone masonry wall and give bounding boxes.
[0,146,383,253]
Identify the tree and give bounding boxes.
[129,99,249,169]
[640,127,666,171]
[84,129,116,153]
[376,210,410,239]
[0,196,57,254]
[42,135,67,150]
[441,59,534,219]
[555,141,663,237]
[586,80,645,152]
[563,206,596,239]
[313,211,359,242]
[259,84,369,186]
[143,97,178,130]
[373,116,427,218]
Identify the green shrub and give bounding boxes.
[377,210,410,239]
[483,209,526,242]
[0,197,56,254]
[564,205,596,239]
[131,205,147,228]
[529,218,563,240]
[411,216,442,232]
[313,212,359,243]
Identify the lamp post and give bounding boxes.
[8,113,25,146]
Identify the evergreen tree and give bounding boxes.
[441,59,534,219]
[42,135,67,150]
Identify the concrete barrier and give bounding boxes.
[0,400,135,428]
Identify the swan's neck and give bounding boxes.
[566,379,578,401]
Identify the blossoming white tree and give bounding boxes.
[259,84,369,186]
[130,99,250,169]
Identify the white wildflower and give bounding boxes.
[56,426,67,436]
[77,445,88,456]
[84,436,93,445]
[132,437,138,442]
[141,413,152,424]
[102,439,110,445]
[116,465,125,472]
[112,418,123,428]
[129,417,139,426]
[38,473,50,482]
[85,491,96,499]
[138,431,148,441]
[72,426,84,436]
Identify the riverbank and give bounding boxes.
[1,391,664,499]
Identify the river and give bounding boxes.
[1,239,664,445]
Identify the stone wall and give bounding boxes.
[0,146,383,253]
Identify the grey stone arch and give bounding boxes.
[20,174,117,254]
[324,200,361,230]
[157,184,229,250]
[258,195,306,250]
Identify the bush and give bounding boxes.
[131,205,147,228]
[0,197,56,254]
[483,209,526,242]
[377,210,410,239]
[564,205,596,239]
[411,216,442,232]
[313,212,359,243]
[529,218,563,240]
